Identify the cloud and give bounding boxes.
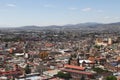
[103,16,111,19]
[68,7,78,10]
[82,8,92,12]
[114,17,120,19]
[103,16,120,20]
[6,4,16,7]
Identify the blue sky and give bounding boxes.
[0,0,120,27]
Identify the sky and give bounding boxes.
[0,0,120,27]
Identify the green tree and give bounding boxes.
[93,67,104,73]
[24,64,31,74]
[71,54,77,58]
[56,71,72,79]
[106,76,117,80]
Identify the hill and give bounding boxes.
[0,22,120,32]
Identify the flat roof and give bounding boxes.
[61,69,94,75]
[64,64,85,70]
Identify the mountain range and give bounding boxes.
[1,22,120,31]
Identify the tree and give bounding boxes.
[56,71,72,79]
[24,64,31,74]
[39,51,48,59]
[93,67,111,74]
[93,67,104,73]
[71,54,77,58]
[106,76,117,80]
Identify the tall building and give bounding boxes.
[108,38,112,45]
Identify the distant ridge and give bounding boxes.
[0,22,120,31]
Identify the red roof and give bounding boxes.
[45,43,54,47]
[64,64,85,70]
[0,71,22,75]
[61,69,94,75]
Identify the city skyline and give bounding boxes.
[0,0,120,27]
